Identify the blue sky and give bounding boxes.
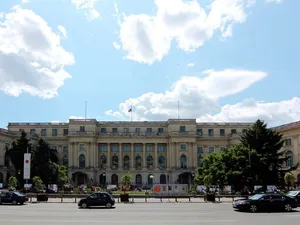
[0,0,299,128]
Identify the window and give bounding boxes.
[146,144,153,152]
[158,156,166,169]
[124,128,129,133]
[112,144,118,152]
[147,128,152,133]
[158,128,164,133]
[79,144,85,151]
[63,147,68,153]
[41,129,46,136]
[63,155,68,166]
[209,146,214,153]
[231,129,237,134]
[100,128,106,133]
[100,145,107,152]
[208,129,214,136]
[286,151,293,167]
[79,155,85,168]
[136,174,142,185]
[285,139,292,146]
[135,128,140,133]
[179,126,186,132]
[63,129,68,135]
[80,126,85,132]
[30,129,35,134]
[52,129,57,136]
[180,155,187,169]
[197,155,202,167]
[123,145,129,152]
[180,144,186,151]
[242,129,247,133]
[197,129,202,136]
[197,147,203,153]
[158,145,165,152]
[112,128,118,133]
[220,129,225,136]
[135,145,141,152]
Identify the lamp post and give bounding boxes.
[149,174,155,193]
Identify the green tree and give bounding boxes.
[240,119,297,188]
[8,176,18,189]
[284,173,296,190]
[32,176,43,192]
[121,172,132,192]
[31,139,58,188]
[5,131,31,187]
[54,164,68,190]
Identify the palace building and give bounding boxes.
[0,118,299,187]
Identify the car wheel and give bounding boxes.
[12,200,18,205]
[249,205,257,213]
[81,203,88,209]
[106,202,112,208]
[284,204,292,212]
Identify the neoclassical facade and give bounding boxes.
[0,118,299,187]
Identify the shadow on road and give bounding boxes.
[234,209,300,214]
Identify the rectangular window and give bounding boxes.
[79,144,85,151]
[135,145,141,152]
[285,139,292,146]
[52,129,57,136]
[147,128,152,133]
[197,129,202,136]
[208,129,214,136]
[30,129,35,134]
[180,144,186,150]
[146,144,153,152]
[100,145,107,152]
[123,145,129,152]
[158,145,165,152]
[41,129,46,136]
[80,126,85,132]
[231,129,237,134]
[135,128,140,133]
[112,145,118,152]
[179,126,186,132]
[158,128,164,133]
[209,146,214,153]
[220,129,225,136]
[63,147,68,153]
[197,147,203,153]
[100,128,106,133]
[124,128,129,133]
[63,129,68,135]
[112,128,118,133]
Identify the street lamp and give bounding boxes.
[149,174,155,193]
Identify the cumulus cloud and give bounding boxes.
[0,6,75,98]
[187,63,195,68]
[57,25,67,39]
[116,0,282,64]
[113,41,121,49]
[265,0,284,3]
[72,0,100,21]
[105,69,267,120]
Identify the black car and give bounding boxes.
[0,191,28,205]
[78,192,115,209]
[286,190,300,205]
[233,193,298,212]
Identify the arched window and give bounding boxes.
[147,155,153,169]
[63,155,68,166]
[197,155,202,167]
[160,174,166,184]
[124,155,130,169]
[79,155,85,168]
[112,155,119,169]
[99,155,107,169]
[286,151,293,167]
[158,156,166,169]
[180,154,187,169]
[135,155,142,169]
[111,174,118,185]
[136,174,142,185]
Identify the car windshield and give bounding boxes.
[287,191,299,197]
[13,192,24,196]
[249,194,265,200]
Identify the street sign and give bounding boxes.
[23,153,31,180]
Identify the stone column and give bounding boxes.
[68,142,73,167]
[94,142,98,168]
[119,143,122,169]
[192,142,197,168]
[143,143,146,169]
[175,142,178,168]
[74,142,78,167]
[154,143,158,169]
[131,143,134,169]
[107,143,111,168]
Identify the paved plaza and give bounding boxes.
[0,202,300,225]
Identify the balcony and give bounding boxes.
[97,132,168,137]
[68,131,95,136]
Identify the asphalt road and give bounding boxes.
[0,203,300,225]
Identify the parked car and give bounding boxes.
[232,193,298,212]
[286,190,300,205]
[0,191,28,205]
[78,192,115,209]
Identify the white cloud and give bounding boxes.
[113,41,121,49]
[114,2,119,13]
[106,69,267,120]
[187,63,195,68]
[0,6,75,99]
[21,0,30,4]
[265,0,284,3]
[117,0,282,64]
[72,0,100,21]
[57,25,67,39]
